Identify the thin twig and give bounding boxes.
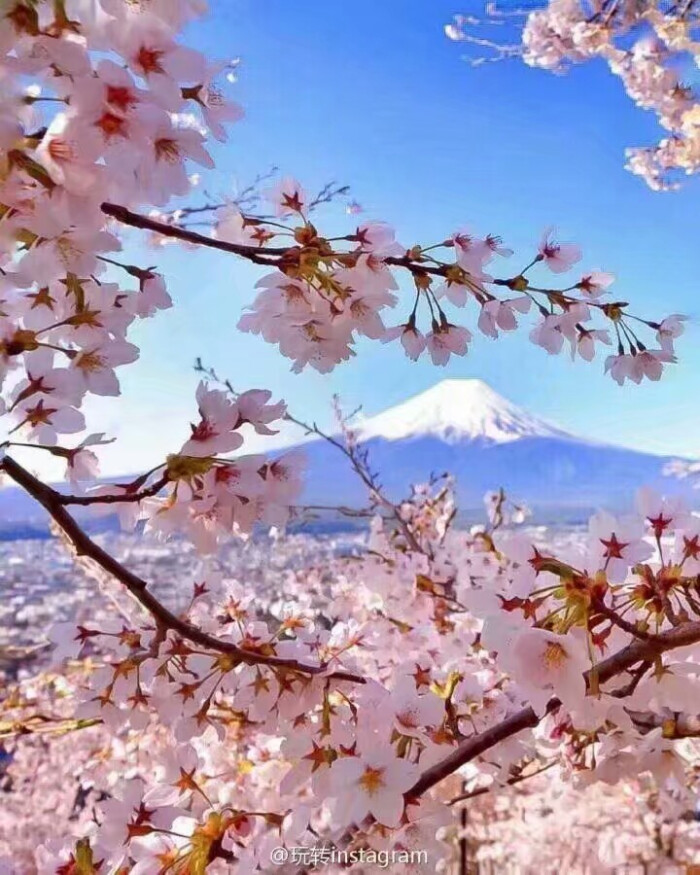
[448,758,558,804]
[595,600,659,642]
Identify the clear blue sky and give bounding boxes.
[80,0,700,477]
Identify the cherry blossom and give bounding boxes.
[328,749,420,828]
[504,627,589,714]
[446,1,700,189]
[180,382,244,457]
[577,270,616,298]
[0,2,697,872]
[538,227,583,273]
[264,176,307,217]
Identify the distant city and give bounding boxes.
[0,529,363,677]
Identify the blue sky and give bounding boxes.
[78,0,700,477]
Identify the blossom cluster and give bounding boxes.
[0,0,238,465]
[5,635,700,872]
[12,463,700,873]
[0,1,697,873]
[230,190,682,381]
[117,383,303,552]
[446,0,700,189]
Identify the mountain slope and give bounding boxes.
[298,434,690,513]
[296,380,696,516]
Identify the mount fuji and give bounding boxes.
[354,379,570,445]
[0,379,696,536]
[295,379,697,519]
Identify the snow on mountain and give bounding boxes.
[356,379,570,444]
[291,379,696,516]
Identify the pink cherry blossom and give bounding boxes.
[328,750,419,828]
[538,227,582,273]
[425,322,471,366]
[588,509,653,583]
[605,349,676,385]
[577,270,616,298]
[506,627,589,714]
[264,176,307,216]
[180,382,243,457]
[383,323,427,361]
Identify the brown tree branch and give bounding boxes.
[407,703,541,799]
[102,200,455,281]
[609,660,653,698]
[407,621,700,799]
[594,600,659,642]
[101,202,285,265]
[56,474,169,506]
[0,454,364,685]
[102,202,632,322]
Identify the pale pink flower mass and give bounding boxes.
[0,2,696,870]
[328,749,420,828]
[538,227,583,273]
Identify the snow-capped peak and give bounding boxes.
[356,379,569,445]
